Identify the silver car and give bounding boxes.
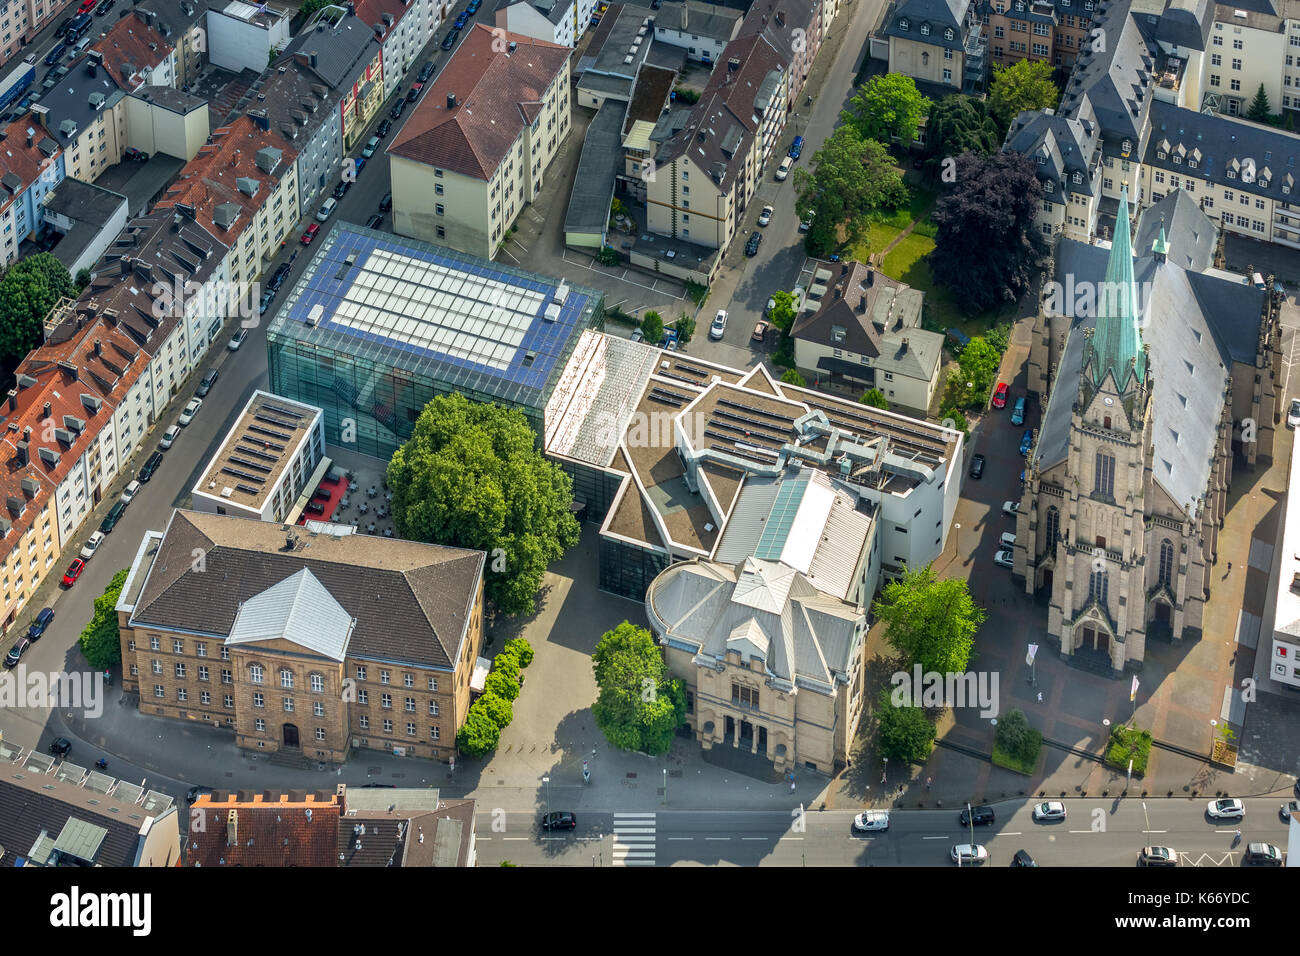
[852,810,889,832]
[951,843,987,865]
[1032,801,1066,822]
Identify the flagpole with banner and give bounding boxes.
[1026,643,1039,687]
[1129,675,1139,721]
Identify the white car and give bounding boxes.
[316,197,338,222]
[993,549,1014,568]
[852,810,889,832]
[1288,398,1300,428]
[80,531,105,561]
[709,309,728,340]
[120,480,141,505]
[758,204,773,226]
[999,531,1016,549]
[1002,500,1020,517]
[228,328,248,351]
[775,156,793,181]
[178,397,203,426]
[1032,801,1066,822]
[951,843,988,865]
[1206,797,1245,821]
[159,424,181,449]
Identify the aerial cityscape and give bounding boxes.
[0,0,1295,894]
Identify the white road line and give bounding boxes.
[1067,830,1093,834]
[922,836,949,840]
[1142,830,1168,834]
[502,837,527,841]
[704,836,731,841]
[612,812,657,868]
[741,837,767,841]
[666,836,694,841]
[778,837,803,841]
[1002,832,1022,836]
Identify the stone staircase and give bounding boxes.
[267,749,314,771]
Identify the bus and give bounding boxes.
[0,63,35,113]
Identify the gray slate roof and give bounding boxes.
[655,0,744,41]
[564,98,624,238]
[1056,0,1156,153]
[1134,188,1215,272]
[282,13,382,91]
[882,0,971,50]
[1155,0,1213,51]
[1005,105,1102,202]
[32,58,127,149]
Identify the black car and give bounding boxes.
[745,231,761,256]
[311,487,332,502]
[99,500,126,533]
[958,805,995,827]
[95,0,115,14]
[269,262,291,291]
[196,368,219,397]
[1010,849,1038,867]
[45,44,67,66]
[4,638,29,669]
[390,99,405,120]
[376,118,392,137]
[305,501,326,516]
[365,213,384,229]
[406,85,422,103]
[968,453,985,479]
[379,191,392,213]
[332,180,350,200]
[56,16,74,36]
[49,736,72,757]
[27,607,54,641]
[260,290,275,315]
[418,61,435,82]
[138,450,164,482]
[360,782,396,788]
[441,28,460,51]
[186,785,214,803]
[540,811,577,830]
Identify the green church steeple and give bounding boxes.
[1087,186,1147,390]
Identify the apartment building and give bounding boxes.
[116,510,487,764]
[388,24,572,259]
[1004,104,1103,242]
[1269,429,1300,689]
[135,0,213,88]
[494,0,602,48]
[0,0,79,66]
[0,116,63,269]
[982,0,1101,73]
[123,86,211,163]
[653,0,744,63]
[282,6,385,152]
[31,53,129,184]
[883,0,988,93]
[737,0,830,109]
[243,56,340,207]
[43,177,129,275]
[89,10,178,93]
[206,0,292,73]
[356,0,441,99]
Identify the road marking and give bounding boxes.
[502,837,527,841]
[705,836,731,841]
[1142,830,1168,834]
[612,812,656,867]
[778,837,803,841]
[1067,830,1093,834]
[666,836,694,841]
[742,837,767,841]
[922,836,949,840]
[1002,832,1022,836]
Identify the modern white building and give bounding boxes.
[1269,430,1300,689]
[493,0,600,49]
[653,0,744,63]
[206,1,293,74]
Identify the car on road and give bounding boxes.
[390,98,405,119]
[467,0,481,12]
[1010,849,1038,867]
[77,0,95,12]
[441,28,460,50]
[362,135,382,158]
[1289,398,1300,428]
[138,451,164,482]
[776,156,792,181]
[366,213,384,229]
[380,191,393,212]
[353,156,366,178]
[799,211,813,233]
[4,638,29,668]
[758,204,773,226]
[332,179,350,200]
[406,83,423,103]
[99,500,126,533]
[852,810,889,832]
[317,198,338,222]
[1032,801,1066,822]
[28,607,54,640]
[1019,428,1035,456]
[417,62,435,83]
[992,382,1008,409]
[196,368,219,397]
[993,549,1014,568]
[80,531,105,561]
[540,811,577,830]
[269,262,291,291]
[376,118,393,137]
[120,479,141,504]
[62,558,86,588]
[1010,395,1026,426]
[1280,799,1300,822]
[709,309,728,340]
[159,425,181,450]
[259,289,275,316]
[999,531,1016,549]
[752,320,769,342]
[1002,500,1020,517]
[179,397,202,425]
[229,328,249,351]
[301,222,320,245]
[950,843,987,865]
[1206,797,1245,821]
[959,805,995,827]
[1244,842,1283,865]
[186,786,214,803]
[745,231,761,256]
[45,43,67,65]
[968,453,985,479]
[788,135,803,160]
[56,16,73,36]
[95,0,115,14]
[629,328,644,343]
[454,11,468,28]
[49,736,72,756]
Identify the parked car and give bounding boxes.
[376,118,393,137]
[950,844,987,865]
[1010,396,1026,426]
[301,222,320,245]
[123,146,149,161]
[49,736,72,756]
[380,191,393,212]
[993,549,1014,568]
[1280,799,1300,822]
[45,43,67,66]
[317,198,338,222]
[4,638,29,668]
[195,368,219,397]
[178,397,203,425]
[744,231,761,256]
[1032,801,1066,822]
[775,156,792,181]
[120,479,141,504]
[159,425,181,450]
[312,487,333,502]
[709,309,728,340]
[229,328,249,350]
[752,320,769,342]
[852,810,889,832]
[61,558,86,588]
[999,531,1016,549]
[353,156,366,177]
[1288,398,1300,429]
[186,785,214,803]
[1010,849,1038,867]
[362,135,382,158]
[27,606,54,640]
[1139,846,1178,866]
[417,62,435,83]
[77,0,95,12]
[992,382,1008,409]
[959,805,995,827]
[788,135,804,160]
[1019,428,1035,456]
[798,212,813,233]
[467,0,481,12]
[1206,797,1245,821]
[260,290,275,315]
[80,530,106,560]
[99,500,126,533]
[629,328,644,343]
[406,83,423,103]
[540,811,577,830]
[1244,842,1283,865]
[95,0,115,15]
[138,450,164,482]
[390,99,405,119]
[968,453,985,479]
[758,204,773,226]
[332,180,350,200]
[454,11,468,28]
[367,213,385,229]
[269,262,291,291]
[441,28,460,51]
[56,16,74,37]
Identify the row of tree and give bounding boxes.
[457,638,535,756]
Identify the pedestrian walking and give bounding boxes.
[1227,562,1232,572]
[1037,691,1044,703]
[926,776,932,790]
[790,780,796,792]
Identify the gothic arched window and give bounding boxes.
[1045,506,1060,555]
[1094,451,1115,499]
[1158,539,1174,589]
[1088,567,1109,606]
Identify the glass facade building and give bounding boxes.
[266,222,603,461]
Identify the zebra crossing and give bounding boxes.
[612,812,657,866]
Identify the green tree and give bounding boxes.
[0,253,76,367]
[491,651,520,684]
[939,404,969,436]
[994,708,1036,761]
[592,621,686,754]
[767,290,797,333]
[388,395,580,615]
[503,637,534,667]
[922,94,1001,178]
[640,310,664,345]
[873,566,985,674]
[843,73,930,145]
[781,368,806,387]
[299,0,331,19]
[75,268,92,290]
[957,336,1002,405]
[673,312,696,344]
[478,692,514,729]
[793,126,908,250]
[988,59,1061,131]
[1248,83,1272,123]
[484,669,520,701]
[457,707,502,756]
[860,388,889,409]
[876,696,937,763]
[78,568,129,669]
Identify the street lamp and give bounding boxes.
[1141,800,1152,834]
[663,767,668,806]
[542,775,551,816]
[953,522,961,555]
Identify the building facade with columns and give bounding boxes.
[1014,186,1283,673]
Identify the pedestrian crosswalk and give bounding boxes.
[612,812,656,867]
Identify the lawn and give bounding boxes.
[1104,724,1152,776]
[991,739,1041,775]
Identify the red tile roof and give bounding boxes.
[91,12,174,91]
[353,0,410,42]
[0,117,62,220]
[388,24,570,181]
[188,791,343,866]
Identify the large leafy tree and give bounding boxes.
[388,394,581,615]
[793,126,908,251]
[876,695,937,763]
[79,568,130,669]
[956,336,1003,406]
[767,290,797,333]
[922,95,1001,178]
[592,621,685,755]
[843,73,930,145]
[988,59,1061,131]
[0,253,76,368]
[860,388,889,410]
[872,566,985,675]
[929,150,1048,313]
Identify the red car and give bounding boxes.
[301,223,319,245]
[62,558,86,588]
[77,0,95,11]
[992,382,1009,409]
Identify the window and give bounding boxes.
[435,203,444,215]
[732,683,759,708]
[311,674,324,693]
[434,184,443,196]
[177,687,188,702]
[151,660,163,675]
[1210,74,1220,87]
[174,662,187,678]
[406,722,417,737]
[195,643,207,658]
[1232,58,1242,70]
[431,726,441,740]
[380,670,390,685]
[250,664,264,685]
[1158,539,1174,588]
[356,666,366,681]
[150,636,160,651]
[945,27,954,39]
[383,719,393,734]
[381,693,392,709]
[284,697,295,713]
[224,695,234,708]
[222,669,232,684]
[429,699,440,716]
[1088,567,1109,606]
[428,676,438,692]
[255,718,265,732]
[154,685,165,698]
[1094,451,1115,498]
[316,727,327,741]
[405,697,416,712]
[253,692,264,708]
[943,68,952,82]
[358,688,369,704]
[280,669,294,689]
[359,714,370,730]
[404,673,414,688]
[314,701,325,717]
[1045,506,1059,553]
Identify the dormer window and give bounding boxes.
[1073,170,1082,183]
[1015,0,1024,9]
[1085,0,1093,7]
[920,22,930,35]
[1157,150,1166,160]
[831,325,847,344]
[899,17,910,29]
[1285,185,1292,195]
[1045,179,1054,190]
[945,27,954,40]
[1261,177,1270,188]
[1121,139,1132,155]
[1227,169,1237,179]
[1172,154,1182,163]
[1188,159,1197,169]
[1037,154,1046,164]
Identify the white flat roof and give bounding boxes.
[1272,434,1300,643]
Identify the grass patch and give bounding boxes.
[1104,723,1152,776]
[685,280,709,307]
[991,739,1041,775]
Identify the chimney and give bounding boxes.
[310,51,318,68]
[42,402,50,419]
[347,1,356,15]
[5,390,14,412]
[227,809,238,847]
[447,92,457,109]
[901,338,909,353]
[15,442,27,466]
[93,338,102,357]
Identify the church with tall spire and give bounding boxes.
[1016,187,1284,674]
